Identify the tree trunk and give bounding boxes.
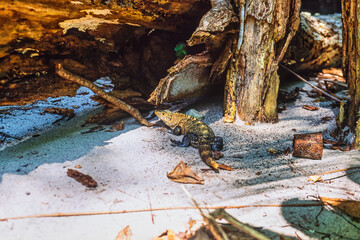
[226,0,301,123]
[341,0,360,148]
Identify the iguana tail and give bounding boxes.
[198,144,219,170]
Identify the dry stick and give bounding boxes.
[210,208,270,240]
[319,78,348,88]
[182,186,229,240]
[146,189,155,224]
[0,202,323,222]
[279,64,342,103]
[55,63,152,127]
[314,166,360,176]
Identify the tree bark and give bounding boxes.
[283,12,342,72]
[0,0,209,105]
[341,0,360,148]
[231,0,301,123]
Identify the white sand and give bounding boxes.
[0,81,359,240]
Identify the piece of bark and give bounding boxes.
[302,105,319,111]
[67,169,98,188]
[283,12,342,72]
[148,53,213,105]
[293,132,323,160]
[167,161,204,185]
[43,108,75,117]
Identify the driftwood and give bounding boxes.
[283,12,342,72]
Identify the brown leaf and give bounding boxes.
[320,197,360,219]
[302,105,319,111]
[67,169,98,188]
[308,175,322,182]
[107,121,125,132]
[114,225,132,240]
[155,229,182,240]
[167,161,204,184]
[218,164,235,171]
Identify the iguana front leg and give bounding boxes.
[170,133,196,147]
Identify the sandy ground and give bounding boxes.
[0,80,359,240]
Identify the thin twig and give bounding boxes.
[146,189,155,224]
[55,63,152,127]
[314,166,360,176]
[279,64,342,103]
[0,202,323,222]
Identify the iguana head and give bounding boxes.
[155,110,184,129]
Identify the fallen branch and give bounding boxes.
[0,202,323,222]
[55,63,152,127]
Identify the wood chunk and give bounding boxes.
[302,105,319,111]
[67,169,98,188]
[293,132,323,160]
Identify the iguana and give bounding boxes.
[155,110,223,170]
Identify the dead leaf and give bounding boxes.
[218,164,235,171]
[302,105,319,111]
[155,229,182,240]
[107,121,125,132]
[74,165,82,169]
[320,197,360,219]
[167,161,204,184]
[308,175,322,182]
[67,169,98,188]
[114,225,132,240]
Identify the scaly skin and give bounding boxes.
[155,110,223,170]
